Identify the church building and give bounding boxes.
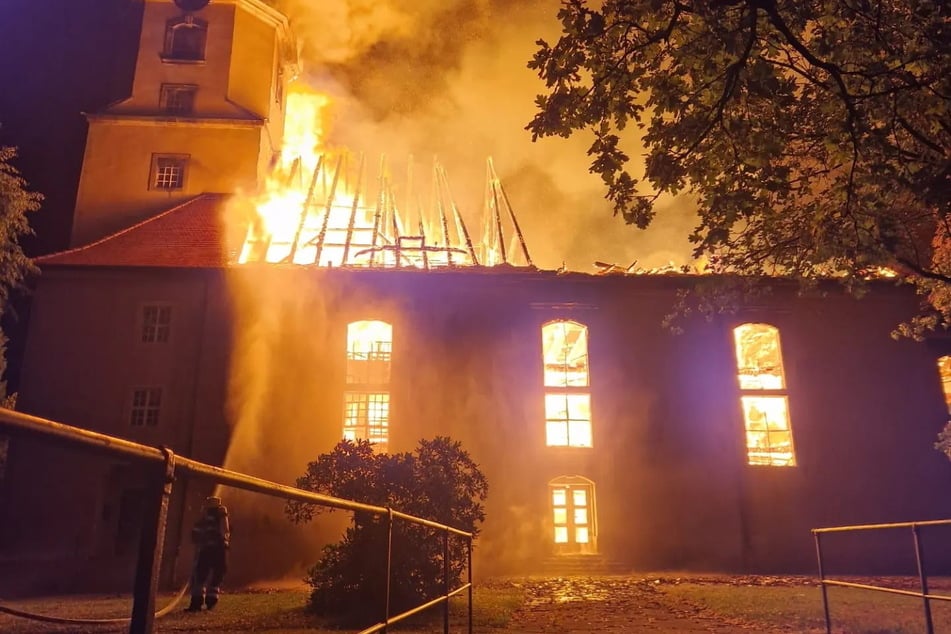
[2,0,951,593]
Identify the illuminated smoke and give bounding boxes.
[273,0,695,272]
[213,1,698,583]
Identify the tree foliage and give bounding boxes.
[0,145,39,308]
[286,437,488,622]
[529,0,950,331]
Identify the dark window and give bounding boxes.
[141,305,172,343]
[150,155,187,190]
[160,84,197,114]
[130,388,162,427]
[164,17,207,61]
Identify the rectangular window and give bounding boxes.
[130,388,162,427]
[542,320,593,448]
[544,393,592,447]
[741,395,794,466]
[550,480,596,552]
[343,392,389,447]
[733,323,796,466]
[150,154,188,191]
[159,84,197,115]
[141,305,171,343]
[163,17,207,61]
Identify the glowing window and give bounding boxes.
[938,356,951,415]
[164,17,207,61]
[543,321,592,447]
[733,323,795,466]
[347,321,392,384]
[344,320,392,451]
[550,476,596,552]
[543,320,589,387]
[344,392,389,445]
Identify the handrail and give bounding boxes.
[0,407,474,634]
[812,518,951,634]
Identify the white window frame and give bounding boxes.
[542,320,592,448]
[149,154,189,191]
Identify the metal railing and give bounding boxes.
[0,408,473,634]
[813,519,951,634]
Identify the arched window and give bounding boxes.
[549,475,597,554]
[164,16,207,61]
[733,323,795,466]
[344,320,392,451]
[542,320,592,447]
[937,356,951,416]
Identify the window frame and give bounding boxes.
[542,319,593,448]
[159,83,198,115]
[549,475,598,553]
[139,303,172,344]
[343,320,393,451]
[129,387,163,428]
[732,322,797,467]
[149,153,189,191]
[162,16,208,62]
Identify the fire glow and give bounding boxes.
[238,86,532,269]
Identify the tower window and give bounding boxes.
[150,154,188,191]
[160,84,197,115]
[163,17,207,61]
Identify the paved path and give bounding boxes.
[495,576,775,633]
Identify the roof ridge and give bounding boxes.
[36,194,226,263]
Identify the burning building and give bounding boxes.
[2,0,951,593]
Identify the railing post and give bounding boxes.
[467,536,473,634]
[129,447,176,634]
[813,530,831,634]
[912,524,935,634]
[383,508,393,634]
[443,530,450,634]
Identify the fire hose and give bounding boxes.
[0,581,188,625]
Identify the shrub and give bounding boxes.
[286,436,488,622]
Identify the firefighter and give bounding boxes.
[185,495,230,612]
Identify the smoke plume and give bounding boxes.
[273,0,695,271]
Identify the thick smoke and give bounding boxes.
[274,0,695,271]
[215,1,698,585]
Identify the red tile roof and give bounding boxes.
[36,195,248,268]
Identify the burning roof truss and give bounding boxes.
[239,153,533,269]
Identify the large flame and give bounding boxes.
[237,84,532,269]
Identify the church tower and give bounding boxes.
[70,0,297,246]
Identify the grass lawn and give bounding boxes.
[3,575,951,633]
[661,577,951,633]
[0,580,523,633]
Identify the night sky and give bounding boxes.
[0,0,140,257]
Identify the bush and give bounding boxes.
[286,436,488,622]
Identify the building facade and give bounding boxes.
[2,0,951,594]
